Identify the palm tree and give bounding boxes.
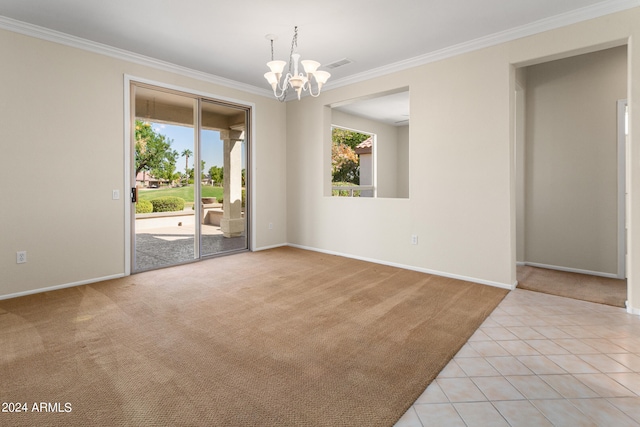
[181,149,193,184]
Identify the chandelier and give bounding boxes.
[264,26,331,101]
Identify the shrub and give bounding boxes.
[135,200,153,214]
[150,196,185,212]
[331,182,361,197]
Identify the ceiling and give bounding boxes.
[0,1,632,88]
[332,90,410,127]
[0,0,635,122]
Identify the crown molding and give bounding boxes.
[325,0,640,90]
[0,15,273,98]
[2,0,638,98]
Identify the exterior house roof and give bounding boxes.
[355,137,373,155]
[136,172,160,182]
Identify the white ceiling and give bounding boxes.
[332,90,410,126]
[0,0,636,136]
[1,1,636,90]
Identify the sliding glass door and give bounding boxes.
[131,83,249,272]
[200,99,248,257]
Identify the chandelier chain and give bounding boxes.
[287,26,298,76]
[270,39,274,62]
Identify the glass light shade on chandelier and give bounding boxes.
[264,27,331,101]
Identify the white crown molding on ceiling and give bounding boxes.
[1,0,638,99]
[0,15,273,98]
[324,0,640,91]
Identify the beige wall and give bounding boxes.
[0,29,287,298]
[286,7,640,313]
[288,49,514,287]
[522,46,627,276]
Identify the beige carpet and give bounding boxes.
[517,265,627,308]
[0,247,507,426]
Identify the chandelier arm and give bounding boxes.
[307,76,321,97]
[272,81,287,102]
[275,90,287,102]
[272,73,293,98]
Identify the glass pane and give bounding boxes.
[134,86,197,271]
[200,100,247,256]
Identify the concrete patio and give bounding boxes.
[134,209,246,271]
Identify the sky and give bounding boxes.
[151,122,223,172]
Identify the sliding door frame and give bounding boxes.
[123,75,256,276]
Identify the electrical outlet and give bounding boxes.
[268,222,274,230]
[16,251,27,264]
[411,235,418,245]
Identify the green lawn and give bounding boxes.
[138,185,223,203]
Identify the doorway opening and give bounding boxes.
[514,45,628,307]
[130,82,250,272]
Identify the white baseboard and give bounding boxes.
[0,274,125,301]
[253,243,289,252]
[521,262,621,279]
[627,301,640,316]
[2,244,524,301]
[287,244,515,291]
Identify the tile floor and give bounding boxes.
[395,288,640,427]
